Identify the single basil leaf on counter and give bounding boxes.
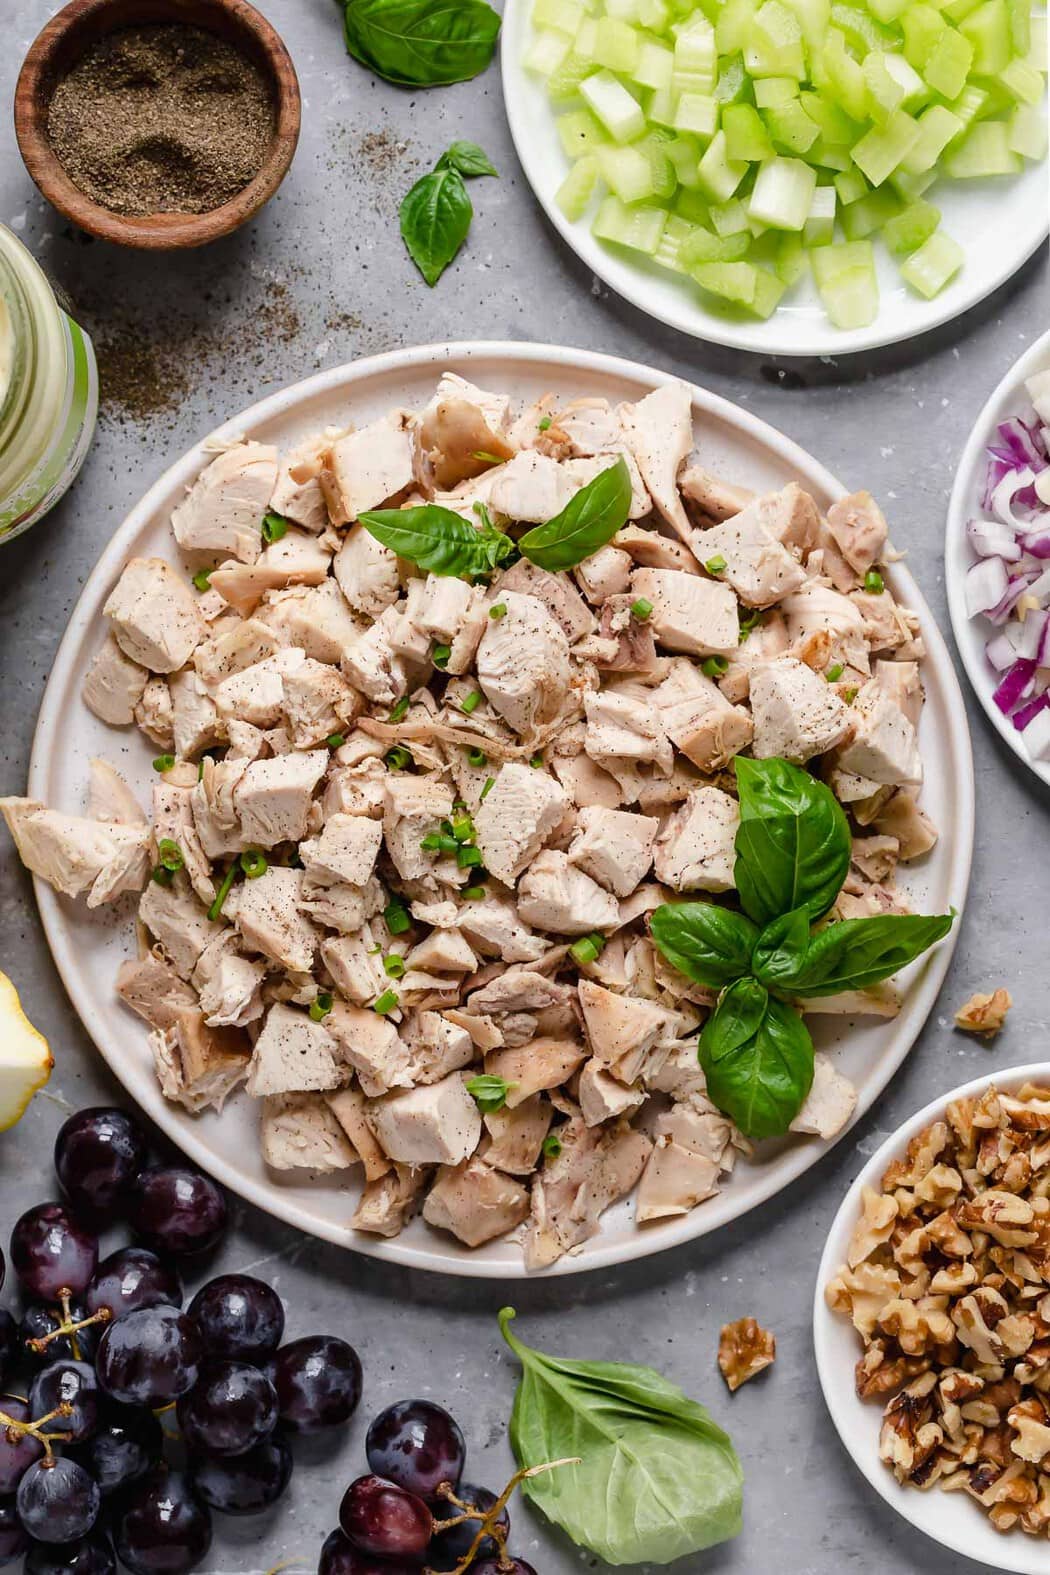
[357,503,515,578]
[400,165,473,286]
[499,1308,743,1565]
[776,911,955,998]
[437,139,498,178]
[518,457,633,572]
[733,757,851,927]
[699,979,813,1139]
[650,903,758,990]
[344,0,501,87]
[750,907,813,990]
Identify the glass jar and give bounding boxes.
[0,224,98,546]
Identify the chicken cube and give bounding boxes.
[82,636,148,726]
[300,813,382,888]
[749,657,851,762]
[245,1003,344,1097]
[481,1096,552,1175]
[333,524,401,619]
[692,511,806,608]
[233,751,328,848]
[488,450,576,523]
[516,851,620,936]
[789,1052,857,1139]
[260,1092,358,1171]
[636,1140,720,1221]
[653,786,739,893]
[234,866,319,973]
[149,1008,250,1115]
[578,1059,646,1126]
[423,1158,530,1247]
[499,558,596,643]
[578,979,676,1083]
[103,557,206,674]
[321,412,415,525]
[473,763,569,885]
[281,580,364,666]
[457,897,549,964]
[320,932,388,1005]
[342,605,410,706]
[195,948,265,1029]
[825,491,888,575]
[115,956,199,1031]
[383,776,455,882]
[326,1087,392,1180]
[171,442,277,563]
[630,568,738,656]
[574,544,632,604]
[678,460,754,521]
[653,659,753,772]
[405,928,477,974]
[214,648,306,729]
[413,575,475,643]
[325,1001,411,1096]
[567,806,658,899]
[258,528,331,587]
[138,877,226,979]
[403,1012,475,1085]
[419,375,514,490]
[169,668,223,762]
[282,659,359,749]
[484,1039,587,1106]
[475,592,571,737]
[618,382,694,542]
[1,798,151,909]
[366,1073,482,1166]
[269,432,333,533]
[352,1165,429,1237]
[834,680,923,787]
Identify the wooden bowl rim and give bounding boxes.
[13,0,302,250]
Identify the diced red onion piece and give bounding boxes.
[986,633,1018,672]
[993,657,1038,714]
[964,556,1010,618]
[1014,692,1049,731]
[968,517,1022,559]
[992,466,1037,530]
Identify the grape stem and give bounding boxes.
[26,1289,112,1359]
[427,1457,581,1575]
[0,1402,74,1456]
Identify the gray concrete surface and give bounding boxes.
[1,2,1048,1571]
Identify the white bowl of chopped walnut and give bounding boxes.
[815,1066,1050,1571]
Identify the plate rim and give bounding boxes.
[813,1060,1050,1572]
[27,338,975,1277]
[499,0,1049,359]
[945,326,1050,790]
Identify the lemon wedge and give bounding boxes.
[0,969,52,1131]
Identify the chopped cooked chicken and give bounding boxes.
[5,373,936,1265]
[954,988,1013,1038]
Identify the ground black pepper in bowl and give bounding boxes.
[46,24,276,218]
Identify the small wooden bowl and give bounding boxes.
[14,0,301,249]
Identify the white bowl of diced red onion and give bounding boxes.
[947,330,1050,783]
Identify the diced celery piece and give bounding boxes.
[889,166,937,199]
[899,229,964,295]
[867,0,910,20]
[831,2,901,51]
[901,4,947,69]
[754,77,800,108]
[715,55,749,104]
[526,29,572,76]
[557,109,610,159]
[764,100,820,153]
[803,183,836,244]
[1001,58,1046,106]
[863,54,907,122]
[675,91,719,136]
[942,119,1023,176]
[637,0,670,26]
[812,139,852,169]
[674,16,717,93]
[945,84,989,133]
[942,0,983,21]
[556,156,602,220]
[834,166,869,204]
[691,260,759,304]
[752,2,807,78]
[636,131,678,198]
[851,110,921,185]
[598,144,657,201]
[724,103,774,161]
[922,26,973,99]
[594,16,641,71]
[781,0,832,50]
[674,187,712,222]
[839,184,902,237]
[547,51,593,100]
[592,195,668,252]
[816,30,869,120]
[646,86,678,128]
[576,18,599,56]
[959,0,1011,74]
[775,230,810,282]
[580,71,646,142]
[883,54,929,110]
[1008,103,1050,162]
[817,265,879,327]
[654,214,698,271]
[605,0,640,18]
[811,237,875,284]
[709,196,750,235]
[1024,16,1047,73]
[800,92,859,145]
[749,155,818,228]
[751,265,789,316]
[714,0,755,55]
[899,104,964,173]
[882,198,941,255]
[666,133,704,188]
[680,225,751,265]
[635,38,675,89]
[1008,0,1031,55]
[534,0,587,34]
[697,130,750,199]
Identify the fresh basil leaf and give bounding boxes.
[499,1309,743,1565]
[357,503,515,578]
[775,912,955,997]
[733,757,851,927]
[518,457,633,572]
[750,908,812,989]
[650,903,758,990]
[700,979,813,1139]
[400,165,473,286]
[437,139,498,178]
[344,0,501,87]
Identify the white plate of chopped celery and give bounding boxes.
[502,0,1048,356]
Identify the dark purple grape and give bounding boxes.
[68,1402,161,1495]
[24,1531,116,1574]
[19,1302,101,1369]
[0,1395,45,1492]
[339,1476,432,1561]
[186,1275,283,1362]
[189,1435,292,1515]
[471,1562,536,1575]
[95,1305,200,1408]
[54,1108,148,1222]
[317,1527,419,1575]
[129,1169,226,1258]
[16,1457,100,1544]
[428,1484,509,1571]
[29,1361,99,1443]
[11,1206,98,1301]
[0,1313,14,1388]
[176,1361,277,1458]
[85,1248,181,1324]
[0,1496,28,1565]
[270,1336,361,1434]
[113,1470,212,1575]
[366,1401,465,1502]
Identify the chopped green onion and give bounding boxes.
[383,954,406,979]
[197,760,206,782]
[261,511,290,545]
[705,555,728,575]
[457,844,483,869]
[156,838,184,873]
[467,747,488,768]
[864,569,885,593]
[432,644,452,669]
[460,690,482,715]
[465,1073,515,1114]
[451,813,475,843]
[462,885,486,901]
[151,865,174,887]
[240,849,268,879]
[326,732,345,750]
[385,746,413,771]
[843,685,859,704]
[373,990,399,1015]
[389,695,411,723]
[309,992,334,1022]
[738,609,764,642]
[384,899,411,935]
[208,863,239,922]
[570,931,608,966]
[702,656,729,678]
[480,775,495,800]
[538,416,553,431]
[366,945,382,955]
[192,568,213,593]
[530,753,544,768]
[472,450,505,464]
[542,1131,563,1159]
[631,597,653,620]
[421,833,460,854]
[826,663,845,682]
[152,755,175,774]
[489,602,508,619]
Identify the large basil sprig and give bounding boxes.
[344,0,501,87]
[650,758,954,1140]
[499,1309,743,1565]
[358,459,632,578]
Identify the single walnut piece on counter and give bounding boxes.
[718,1317,776,1392]
[954,988,1013,1038]
[826,1081,1050,1541]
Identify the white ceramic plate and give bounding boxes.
[814,1062,1050,1573]
[946,328,1050,788]
[27,341,974,1277]
[500,0,1049,357]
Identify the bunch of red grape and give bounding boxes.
[0,1108,362,1575]
[320,1400,536,1575]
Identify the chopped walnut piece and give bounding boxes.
[718,1317,776,1392]
[955,989,1013,1038]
